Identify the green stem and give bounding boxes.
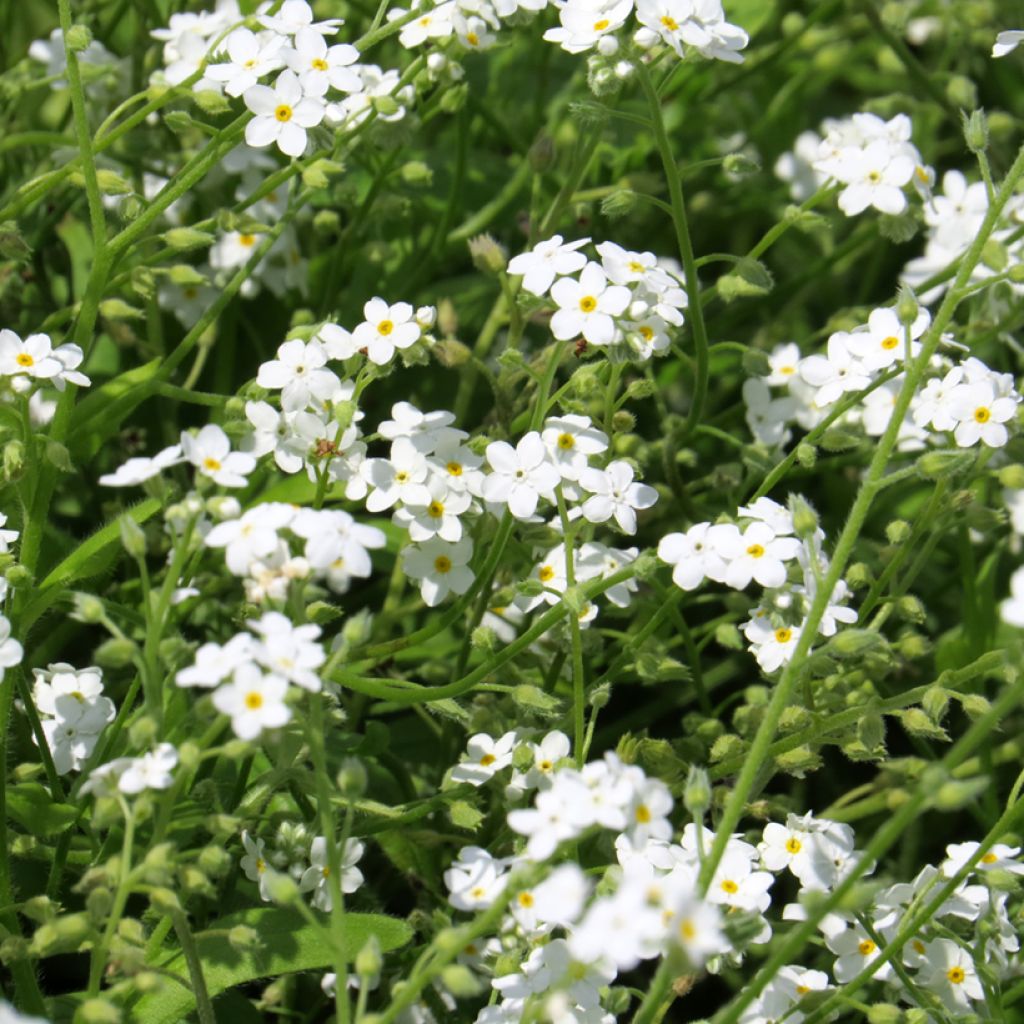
[636,64,709,441]
[170,909,216,1024]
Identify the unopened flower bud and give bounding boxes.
[336,757,368,799]
[76,997,122,1024]
[962,108,988,154]
[795,442,816,468]
[600,189,638,219]
[528,132,555,173]
[468,234,507,274]
[788,495,819,540]
[895,286,918,327]
[93,637,138,669]
[683,765,711,818]
[356,935,383,978]
[66,24,93,51]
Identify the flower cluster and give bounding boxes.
[81,744,179,798]
[175,611,326,740]
[744,302,1022,454]
[240,824,365,912]
[510,236,686,361]
[440,732,1024,1024]
[0,330,90,395]
[658,497,856,671]
[31,664,116,776]
[776,111,932,216]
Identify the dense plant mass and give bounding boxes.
[2,0,1024,1021]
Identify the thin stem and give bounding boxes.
[636,64,710,440]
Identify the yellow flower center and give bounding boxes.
[785,837,802,854]
[746,543,765,558]
[434,555,452,574]
[446,461,463,476]
[479,753,496,766]
[557,432,575,450]
[881,335,899,350]
[774,627,793,644]
[539,759,553,771]
[947,966,965,985]
[538,565,555,582]
[244,691,263,710]
[912,940,925,954]
[203,457,222,472]
[628,259,645,272]
[916,165,930,184]
[635,804,651,824]
[659,15,678,30]
[867,170,882,183]
[780,364,795,375]
[311,57,329,71]
[255,857,266,873]
[974,406,991,423]
[858,940,876,956]
[15,353,34,368]
[466,31,479,45]
[720,879,739,894]
[679,918,697,941]
[517,891,534,907]
[239,233,257,247]
[592,18,609,30]
[579,295,598,313]
[427,500,445,519]
[469,887,485,899]
[982,852,998,864]
[378,319,394,336]
[274,104,293,123]
[244,58,257,68]
[639,326,654,341]
[796,985,810,995]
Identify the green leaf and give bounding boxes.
[6,783,78,837]
[132,908,412,1024]
[21,498,161,631]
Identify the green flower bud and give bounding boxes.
[99,298,144,320]
[164,227,215,252]
[441,964,483,997]
[193,88,231,115]
[722,152,760,177]
[467,234,507,274]
[75,997,121,1024]
[741,348,772,377]
[439,83,467,113]
[796,442,816,468]
[885,519,911,544]
[313,209,341,237]
[600,189,639,219]
[683,765,711,817]
[22,896,57,924]
[916,449,974,480]
[264,870,300,905]
[4,440,25,480]
[93,637,138,669]
[198,844,231,878]
[528,132,555,172]
[355,934,383,978]
[94,168,133,196]
[119,514,148,559]
[228,925,262,952]
[998,464,1024,488]
[788,494,819,540]
[433,338,472,367]
[589,682,611,709]
[470,626,497,651]
[962,108,988,154]
[336,757,368,799]
[66,24,93,51]
[86,887,113,922]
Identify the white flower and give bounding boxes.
[213,664,292,740]
[542,415,608,481]
[1001,566,1024,628]
[917,938,984,1010]
[450,732,517,785]
[300,837,365,910]
[176,633,256,688]
[550,262,631,345]
[712,522,801,589]
[207,28,285,97]
[993,30,1024,57]
[363,438,431,512]
[249,611,325,692]
[481,433,560,519]
[507,235,590,297]
[672,897,728,967]
[99,443,185,486]
[799,333,873,408]
[941,840,1024,877]
[402,537,475,606]
[835,140,915,216]
[32,663,106,714]
[444,846,509,909]
[912,365,964,432]
[743,616,802,672]
[0,616,23,679]
[204,503,296,576]
[397,477,473,543]
[259,0,343,37]
[948,381,1018,447]
[256,338,339,411]
[379,402,462,453]
[543,0,633,55]
[284,27,360,96]
[827,925,893,983]
[181,425,256,488]
[0,330,62,379]
[579,460,658,534]
[657,523,727,590]
[351,297,421,364]
[240,830,274,901]
[118,744,178,794]
[846,305,929,371]
[243,70,326,158]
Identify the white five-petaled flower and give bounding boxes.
[507,235,590,296]
[244,69,326,158]
[948,381,1018,448]
[0,330,62,379]
[256,338,339,411]
[835,139,915,216]
[450,732,517,785]
[181,425,256,488]
[351,297,421,364]
[579,460,658,534]
[541,414,609,481]
[300,836,365,910]
[550,262,631,345]
[402,537,475,606]
[481,433,561,519]
[213,663,292,740]
[206,28,285,97]
[712,522,802,589]
[284,27,361,96]
[657,523,728,591]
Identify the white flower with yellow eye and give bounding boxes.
[243,70,326,158]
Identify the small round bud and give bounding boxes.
[885,519,912,544]
[467,234,507,274]
[336,757,368,799]
[612,410,635,434]
[264,870,300,906]
[788,495,819,540]
[795,442,816,468]
[356,935,383,977]
[66,24,94,51]
[683,765,711,818]
[4,564,32,587]
[228,925,262,952]
[93,637,138,670]
[962,108,988,154]
[528,132,555,172]
[74,998,121,1024]
[741,348,772,377]
[895,286,918,327]
[129,715,158,749]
